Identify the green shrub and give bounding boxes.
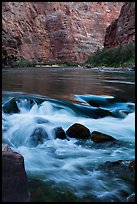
[40,60,79,67]
[15,59,37,67]
[85,42,135,67]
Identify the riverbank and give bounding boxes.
[2,65,135,72]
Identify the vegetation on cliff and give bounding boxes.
[14,59,79,68]
[85,41,135,68]
[3,41,135,69]
[15,59,37,67]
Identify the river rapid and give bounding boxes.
[2,67,135,202]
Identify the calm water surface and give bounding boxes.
[2,67,135,202]
[2,67,135,102]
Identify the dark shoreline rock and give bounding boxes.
[2,144,30,202]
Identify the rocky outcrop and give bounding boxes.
[2,144,30,202]
[104,2,135,48]
[2,2,123,66]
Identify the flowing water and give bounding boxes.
[2,67,135,202]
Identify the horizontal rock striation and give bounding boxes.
[2,2,123,66]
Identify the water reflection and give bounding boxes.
[2,67,135,103]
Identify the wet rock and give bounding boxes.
[85,65,92,68]
[111,109,131,119]
[94,108,113,118]
[131,66,135,71]
[53,127,67,140]
[91,139,122,149]
[87,96,111,108]
[3,98,20,114]
[2,145,30,202]
[97,160,135,175]
[91,131,117,143]
[129,160,135,171]
[88,100,100,107]
[66,123,90,139]
[127,193,135,202]
[16,98,36,111]
[15,96,46,106]
[30,127,48,146]
[2,144,11,151]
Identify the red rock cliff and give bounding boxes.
[2,2,124,65]
[104,2,135,48]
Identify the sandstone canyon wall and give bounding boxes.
[2,2,124,66]
[104,2,135,48]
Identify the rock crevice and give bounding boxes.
[104,2,135,48]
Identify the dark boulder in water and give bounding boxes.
[3,98,20,114]
[127,193,135,202]
[88,97,111,108]
[97,160,135,175]
[91,131,117,143]
[66,123,90,139]
[29,127,48,146]
[131,65,135,71]
[53,127,67,140]
[2,144,30,202]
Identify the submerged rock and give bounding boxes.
[29,127,48,146]
[53,127,67,140]
[127,193,135,202]
[3,98,20,114]
[16,96,45,105]
[97,160,135,175]
[66,123,90,139]
[2,144,30,202]
[91,131,117,143]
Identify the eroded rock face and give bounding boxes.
[104,2,135,48]
[2,2,123,65]
[2,145,30,202]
